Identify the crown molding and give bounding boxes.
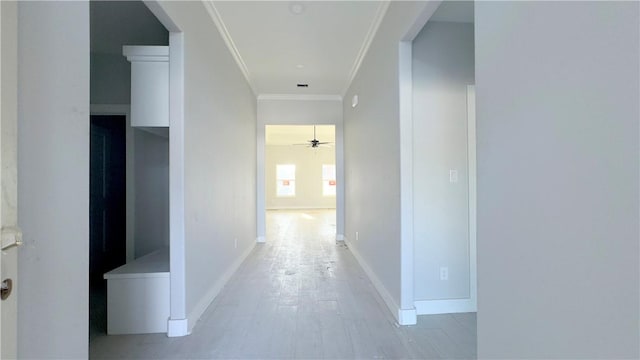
[258,94,343,102]
[202,1,257,96]
[342,1,390,97]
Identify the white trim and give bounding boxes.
[90,104,135,263]
[201,0,256,96]
[345,237,409,325]
[398,307,417,326]
[398,41,414,314]
[122,45,169,62]
[167,318,189,337]
[415,298,476,315]
[187,242,255,333]
[256,236,265,243]
[467,85,477,310]
[257,94,342,102]
[336,234,345,241]
[342,1,390,97]
[168,32,187,330]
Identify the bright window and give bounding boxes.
[322,164,336,196]
[276,164,296,197]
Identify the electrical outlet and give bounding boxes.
[355,231,359,241]
[234,238,237,249]
[440,267,449,281]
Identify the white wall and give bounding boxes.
[1,1,18,358]
[257,97,344,240]
[17,2,89,358]
[343,1,433,322]
[134,129,169,257]
[155,1,257,333]
[412,21,474,302]
[475,2,639,358]
[265,145,335,209]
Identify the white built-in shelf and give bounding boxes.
[123,45,169,128]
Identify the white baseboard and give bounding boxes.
[398,307,417,325]
[256,236,265,243]
[167,318,189,337]
[344,237,402,325]
[186,243,255,333]
[336,234,345,241]
[415,298,477,315]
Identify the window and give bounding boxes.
[322,164,336,196]
[276,164,296,197]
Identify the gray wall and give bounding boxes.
[343,1,432,312]
[475,2,639,358]
[412,21,474,301]
[90,53,131,105]
[155,1,257,326]
[134,129,169,257]
[90,0,168,105]
[1,2,18,358]
[17,2,90,358]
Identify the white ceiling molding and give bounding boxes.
[258,94,343,102]
[201,0,257,96]
[342,0,390,97]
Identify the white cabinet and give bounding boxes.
[123,46,169,127]
[103,248,169,334]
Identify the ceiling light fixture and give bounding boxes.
[296,64,304,69]
[289,2,305,15]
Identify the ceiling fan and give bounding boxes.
[294,126,333,148]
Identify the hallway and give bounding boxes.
[90,210,476,359]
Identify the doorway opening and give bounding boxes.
[89,115,127,339]
[264,125,337,241]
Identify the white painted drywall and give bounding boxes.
[90,53,131,105]
[90,0,168,106]
[257,97,344,240]
[134,129,169,257]
[265,145,336,209]
[17,2,90,358]
[412,21,474,301]
[154,1,257,332]
[475,2,639,358]
[1,1,18,358]
[342,1,433,321]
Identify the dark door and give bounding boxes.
[90,115,126,338]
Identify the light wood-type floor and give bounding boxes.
[90,210,476,359]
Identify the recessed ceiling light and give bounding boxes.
[296,64,304,69]
[289,2,305,15]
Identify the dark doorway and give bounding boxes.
[90,115,127,339]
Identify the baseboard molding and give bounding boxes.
[415,298,477,315]
[167,318,189,337]
[186,243,256,333]
[344,237,402,325]
[336,234,345,241]
[398,307,417,325]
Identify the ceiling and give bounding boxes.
[266,125,335,146]
[211,1,386,96]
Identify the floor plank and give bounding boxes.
[90,210,476,359]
